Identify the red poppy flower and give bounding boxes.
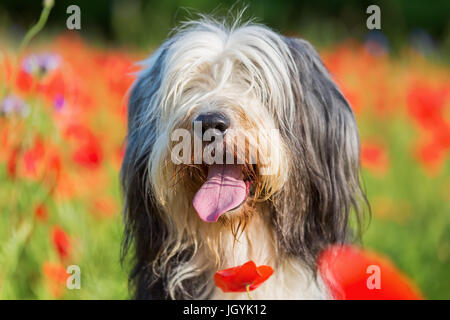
[51,226,72,260]
[214,261,274,293]
[22,137,45,178]
[407,81,447,130]
[361,141,389,175]
[318,245,423,300]
[34,203,48,222]
[46,149,62,183]
[72,140,103,169]
[91,196,118,218]
[64,124,103,169]
[6,147,20,179]
[340,83,361,114]
[42,261,68,298]
[415,140,446,176]
[16,69,34,93]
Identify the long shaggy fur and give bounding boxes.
[121,17,367,300]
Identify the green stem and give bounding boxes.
[246,285,252,300]
[16,0,54,65]
[0,51,7,97]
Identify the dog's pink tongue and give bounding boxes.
[193,164,246,222]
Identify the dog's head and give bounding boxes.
[121,19,367,299]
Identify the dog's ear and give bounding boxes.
[271,37,367,270]
[120,47,169,299]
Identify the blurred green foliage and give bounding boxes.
[1,0,450,52]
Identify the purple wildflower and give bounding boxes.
[22,53,61,76]
[1,94,29,117]
[53,94,65,111]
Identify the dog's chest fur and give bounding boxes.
[209,214,330,300]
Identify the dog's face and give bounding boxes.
[121,20,366,299]
[138,23,300,228]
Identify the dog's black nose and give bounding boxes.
[194,112,230,135]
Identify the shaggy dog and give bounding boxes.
[120,18,366,300]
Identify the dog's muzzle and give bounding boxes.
[193,112,230,136]
[191,112,252,223]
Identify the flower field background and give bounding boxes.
[1,10,449,300]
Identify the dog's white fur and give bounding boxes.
[209,209,330,299]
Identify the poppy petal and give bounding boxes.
[319,245,423,300]
[214,261,274,293]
